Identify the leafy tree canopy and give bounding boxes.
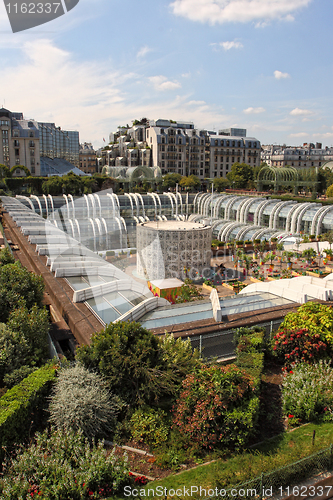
[162,173,182,189]
[227,162,254,189]
[179,175,200,191]
[0,304,49,382]
[76,322,201,407]
[212,177,229,192]
[0,262,44,323]
[76,322,165,406]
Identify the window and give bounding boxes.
[13,129,19,137]
[29,132,34,138]
[31,167,35,174]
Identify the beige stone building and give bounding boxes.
[0,108,40,176]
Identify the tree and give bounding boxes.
[76,322,167,405]
[227,162,254,189]
[0,262,44,322]
[212,177,229,192]
[162,173,182,189]
[324,230,333,250]
[0,304,49,382]
[179,175,200,191]
[0,164,10,179]
[49,364,122,439]
[0,247,15,267]
[302,247,316,263]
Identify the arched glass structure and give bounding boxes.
[193,193,333,241]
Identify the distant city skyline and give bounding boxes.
[0,0,331,149]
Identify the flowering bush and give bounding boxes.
[282,360,333,422]
[172,364,259,450]
[272,329,329,369]
[280,302,333,345]
[0,427,130,499]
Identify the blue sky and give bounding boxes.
[0,0,332,149]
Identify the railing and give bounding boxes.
[188,318,282,360]
[205,445,333,499]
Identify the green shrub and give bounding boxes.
[49,364,122,439]
[0,427,130,499]
[0,364,57,463]
[3,366,36,389]
[130,406,170,448]
[280,302,333,345]
[0,304,49,382]
[0,248,15,267]
[282,360,333,422]
[0,262,44,323]
[172,364,257,450]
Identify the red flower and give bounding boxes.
[288,414,294,418]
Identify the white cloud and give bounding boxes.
[0,39,135,142]
[289,132,308,137]
[137,46,152,58]
[0,39,235,147]
[187,100,207,106]
[170,0,312,24]
[243,107,265,114]
[290,108,312,116]
[211,40,243,51]
[148,75,181,91]
[274,70,290,79]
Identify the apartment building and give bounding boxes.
[0,108,40,175]
[104,119,261,180]
[262,143,333,168]
[79,142,97,174]
[0,107,81,176]
[146,120,261,179]
[39,122,80,168]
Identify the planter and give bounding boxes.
[222,282,234,290]
[202,283,215,292]
[306,271,319,277]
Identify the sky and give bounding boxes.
[0,0,332,149]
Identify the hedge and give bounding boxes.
[235,328,265,390]
[0,364,57,464]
